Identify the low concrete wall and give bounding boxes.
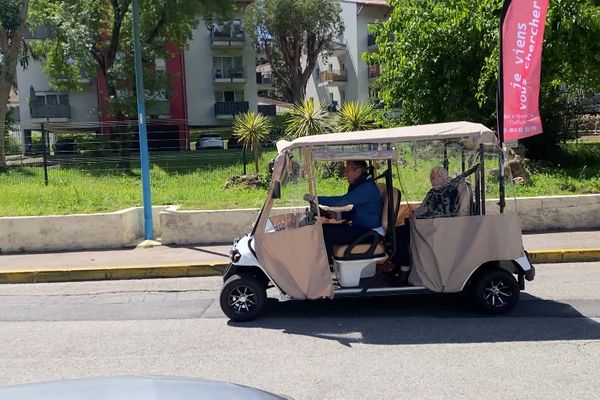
[160,195,600,245]
[160,206,260,245]
[1,195,598,252]
[0,206,168,253]
[508,194,600,232]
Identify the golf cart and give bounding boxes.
[220,121,535,321]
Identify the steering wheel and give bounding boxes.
[299,198,319,227]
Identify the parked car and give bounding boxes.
[0,376,292,400]
[196,134,224,150]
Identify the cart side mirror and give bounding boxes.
[272,181,281,199]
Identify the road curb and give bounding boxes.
[0,249,599,284]
[528,249,600,264]
[0,262,229,284]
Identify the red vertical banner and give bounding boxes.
[500,0,549,142]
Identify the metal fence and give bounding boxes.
[2,121,278,185]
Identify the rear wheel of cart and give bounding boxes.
[220,274,267,322]
[472,268,519,314]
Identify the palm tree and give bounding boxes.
[284,99,331,139]
[233,112,272,173]
[334,101,377,132]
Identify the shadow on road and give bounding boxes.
[230,293,600,346]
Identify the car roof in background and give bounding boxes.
[0,376,290,400]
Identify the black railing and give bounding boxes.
[214,101,249,116]
[258,104,277,117]
[210,30,246,44]
[30,104,71,119]
[214,68,247,80]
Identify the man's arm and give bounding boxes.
[319,185,371,207]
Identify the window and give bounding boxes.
[213,56,244,78]
[215,90,245,102]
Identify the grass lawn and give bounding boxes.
[1,142,599,216]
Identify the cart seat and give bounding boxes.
[332,183,401,261]
[333,243,386,259]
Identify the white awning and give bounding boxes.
[277,121,496,153]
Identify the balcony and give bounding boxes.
[319,70,348,87]
[210,29,246,48]
[214,68,247,84]
[258,104,277,117]
[368,64,380,79]
[214,101,249,119]
[30,103,71,120]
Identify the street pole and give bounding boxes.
[41,123,48,186]
[132,0,154,240]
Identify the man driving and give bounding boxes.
[304,160,383,262]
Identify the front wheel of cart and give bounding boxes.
[472,268,520,314]
[220,274,267,322]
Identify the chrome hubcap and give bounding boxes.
[229,286,256,314]
[484,280,511,307]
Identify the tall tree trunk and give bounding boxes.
[0,82,11,166]
[0,0,30,166]
[105,82,133,171]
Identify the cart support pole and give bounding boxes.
[443,143,449,172]
[498,149,506,213]
[480,144,486,215]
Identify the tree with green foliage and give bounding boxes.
[335,101,377,132]
[29,0,233,167]
[366,0,600,160]
[233,111,272,173]
[245,0,344,103]
[0,0,29,166]
[284,99,330,139]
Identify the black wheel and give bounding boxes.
[220,274,267,322]
[472,268,519,314]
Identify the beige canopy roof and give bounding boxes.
[277,121,496,153]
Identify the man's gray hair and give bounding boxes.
[348,160,368,173]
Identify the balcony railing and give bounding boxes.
[258,104,277,117]
[214,101,249,117]
[30,103,71,119]
[320,70,348,83]
[210,29,246,46]
[214,68,247,82]
[256,72,273,85]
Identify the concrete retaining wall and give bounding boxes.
[160,194,600,245]
[1,195,598,252]
[0,206,168,253]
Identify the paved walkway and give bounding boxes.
[0,231,598,283]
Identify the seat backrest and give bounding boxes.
[377,183,401,234]
[456,179,473,216]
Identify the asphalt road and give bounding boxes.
[0,263,599,400]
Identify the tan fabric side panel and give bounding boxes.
[256,223,333,300]
[409,213,525,292]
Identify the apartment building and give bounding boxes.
[15,2,259,151]
[305,0,388,108]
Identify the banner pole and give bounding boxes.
[497,0,512,213]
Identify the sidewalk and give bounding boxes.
[0,231,599,284]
